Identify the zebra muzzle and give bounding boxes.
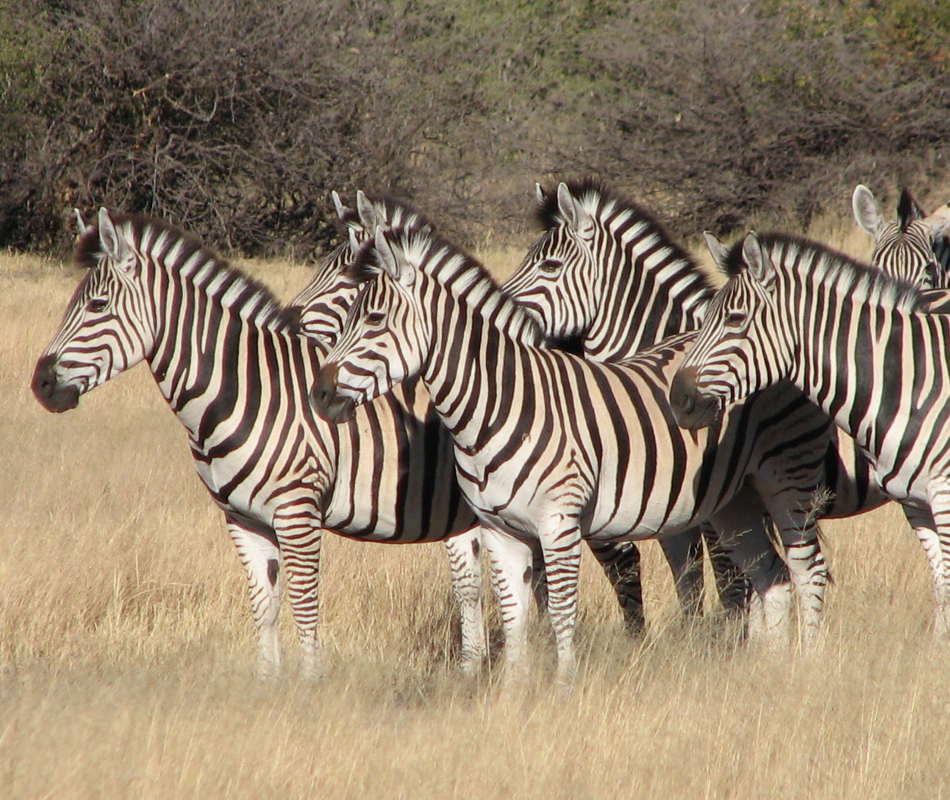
[311,363,356,423]
[669,366,719,430]
[31,355,80,413]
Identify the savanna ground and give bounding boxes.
[1,213,948,799]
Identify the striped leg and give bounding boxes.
[585,539,644,635]
[225,515,283,679]
[443,528,488,674]
[702,523,753,616]
[273,502,325,680]
[540,517,584,688]
[658,529,705,618]
[766,503,828,648]
[482,528,535,682]
[911,491,950,638]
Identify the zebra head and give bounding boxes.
[502,182,600,340]
[291,191,433,345]
[311,226,427,423]
[32,208,158,413]
[670,233,788,430]
[852,185,946,289]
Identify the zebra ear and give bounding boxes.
[97,208,132,269]
[535,183,547,205]
[703,231,729,270]
[556,182,594,238]
[331,190,351,222]
[356,191,382,231]
[73,208,91,237]
[897,188,925,230]
[372,227,415,287]
[852,185,883,236]
[742,233,775,290]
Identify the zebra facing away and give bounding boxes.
[311,224,831,686]
[670,232,950,637]
[852,184,950,288]
[290,190,743,635]
[31,208,493,678]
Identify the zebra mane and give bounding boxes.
[725,232,925,313]
[349,225,543,339]
[74,212,298,333]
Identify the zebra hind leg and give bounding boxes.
[585,538,644,636]
[225,516,283,679]
[443,528,488,675]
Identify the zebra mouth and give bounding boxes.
[31,355,80,413]
[669,366,720,430]
[311,363,356,423]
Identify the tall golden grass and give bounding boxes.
[1,221,947,798]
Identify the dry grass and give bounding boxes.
[2,218,948,799]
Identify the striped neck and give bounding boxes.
[585,206,713,357]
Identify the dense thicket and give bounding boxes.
[1,0,946,254]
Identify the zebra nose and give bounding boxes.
[311,363,354,422]
[669,366,717,430]
[31,355,80,413]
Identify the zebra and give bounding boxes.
[291,190,746,633]
[669,231,950,637]
[31,207,493,678]
[852,184,950,288]
[311,223,832,685]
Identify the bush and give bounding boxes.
[0,0,946,254]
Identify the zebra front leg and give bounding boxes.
[540,518,584,688]
[908,494,950,638]
[273,503,325,680]
[443,527,488,674]
[701,522,752,617]
[482,528,535,684]
[225,515,283,679]
[658,528,705,619]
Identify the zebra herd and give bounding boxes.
[31,182,950,685]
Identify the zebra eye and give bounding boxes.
[86,297,109,313]
[725,311,747,328]
[538,259,561,275]
[365,311,386,327]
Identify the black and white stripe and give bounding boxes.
[31,208,489,678]
[671,232,950,637]
[312,223,829,684]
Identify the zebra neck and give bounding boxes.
[584,229,712,359]
[146,296,322,441]
[420,292,540,444]
[791,283,909,454]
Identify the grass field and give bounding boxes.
[2,220,948,798]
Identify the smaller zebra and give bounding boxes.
[670,232,950,637]
[852,184,950,288]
